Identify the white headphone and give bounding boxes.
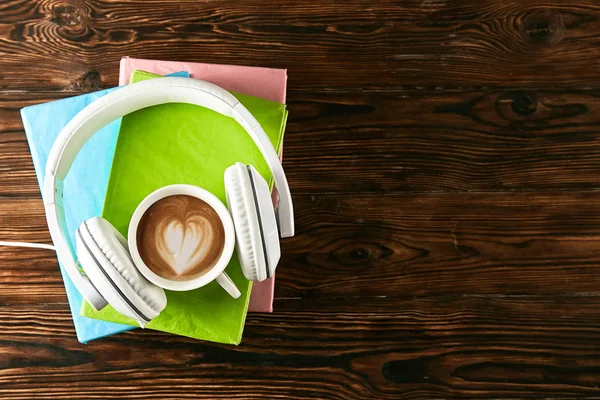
[43,77,294,325]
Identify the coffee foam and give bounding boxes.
[136,195,225,281]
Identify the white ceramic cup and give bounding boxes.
[128,184,241,298]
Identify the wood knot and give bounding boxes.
[52,5,82,27]
[383,358,433,384]
[520,10,564,46]
[351,248,370,260]
[495,90,588,129]
[81,71,101,91]
[510,91,538,116]
[496,91,539,120]
[330,242,394,267]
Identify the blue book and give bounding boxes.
[20,71,188,343]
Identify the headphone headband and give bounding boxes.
[43,77,294,310]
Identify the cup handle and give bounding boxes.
[216,272,241,298]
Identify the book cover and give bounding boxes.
[119,56,288,313]
[81,70,288,344]
[19,71,189,343]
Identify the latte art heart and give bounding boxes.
[137,195,225,281]
[160,217,215,274]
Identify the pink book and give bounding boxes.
[119,57,287,312]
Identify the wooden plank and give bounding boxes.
[0,93,68,197]
[275,192,600,298]
[1,0,599,92]
[2,296,600,399]
[6,89,600,196]
[3,193,600,304]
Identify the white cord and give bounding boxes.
[0,241,56,251]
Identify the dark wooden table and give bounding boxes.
[2,0,600,398]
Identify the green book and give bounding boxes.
[81,70,288,344]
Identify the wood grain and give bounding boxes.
[4,192,600,304]
[1,0,600,92]
[2,296,600,399]
[6,89,600,196]
[3,0,600,397]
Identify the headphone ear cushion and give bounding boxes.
[76,217,166,326]
[225,163,267,281]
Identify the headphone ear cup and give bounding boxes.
[224,163,280,281]
[76,217,167,327]
[225,163,265,281]
[247,164,281,277]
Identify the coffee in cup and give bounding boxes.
[128,184,240,298]
[136,194,225,281]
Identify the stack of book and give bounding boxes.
[21,57,288,344]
